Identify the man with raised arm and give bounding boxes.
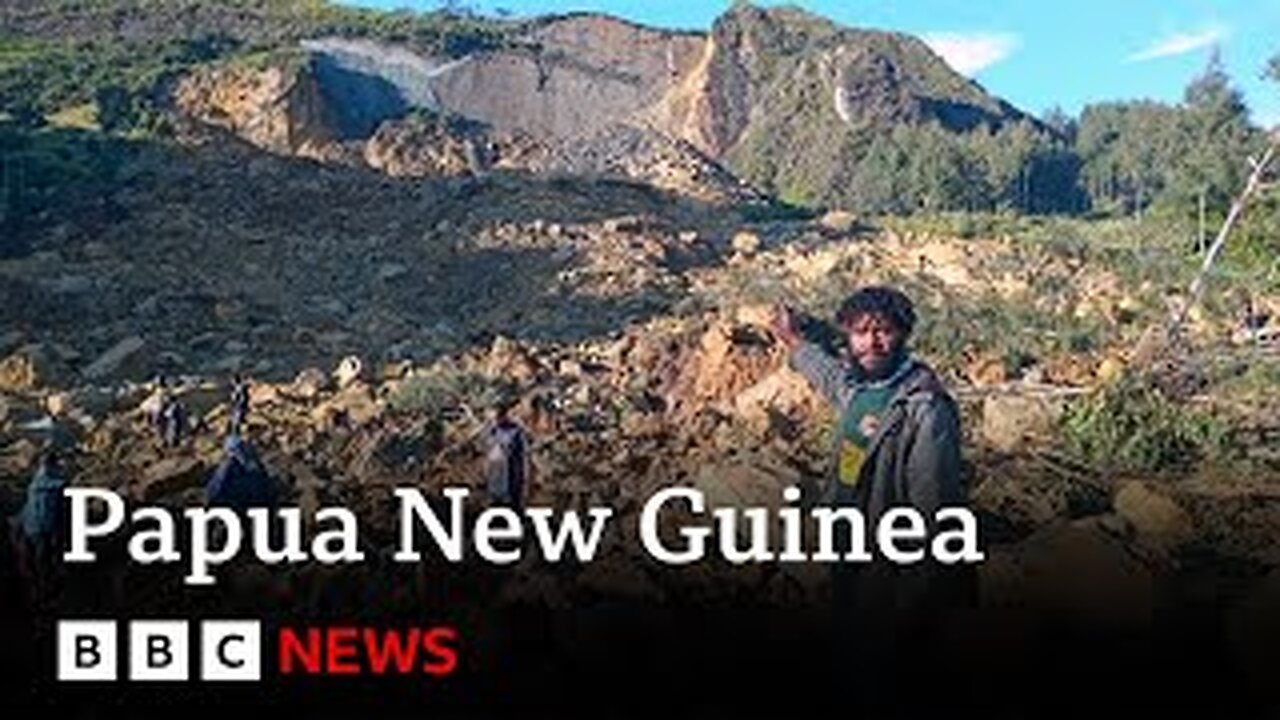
[772,285,974,709]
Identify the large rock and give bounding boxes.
[312,382,380,428]
[1113,480,1195,551]
[136,456,208,502]
[731,368,820,433]
[290,367,330,399]
[731,230,761,256]
[673,319,784,415]
[695,456,800,510]
[82,336,147,382]
[0,344,62,391]
[45,386,118,422]
[333,355,365,390]
[980,393,1067,452]
[485,336,541,383]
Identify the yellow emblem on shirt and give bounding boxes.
[838,439,866,486]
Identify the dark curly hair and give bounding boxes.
[835,286,917,337]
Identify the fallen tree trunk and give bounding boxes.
[1131,136,1278,370]
[1168,140,1278,333]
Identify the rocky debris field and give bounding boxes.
[3,108,1280,709]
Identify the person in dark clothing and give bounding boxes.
[773,286,976,711]
[484,399,531,512]
[161,397,188,448]
[10,448,68,606]
[206,435,278,511]
[228,374,251,436]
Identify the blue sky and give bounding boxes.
[347,1,1280,128]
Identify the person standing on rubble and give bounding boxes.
[228,373,251,436]
[483,395,532,512]
[771,286,976,710]
[11,447,68,590]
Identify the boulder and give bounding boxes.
[731,368,820,432]
[0,344,62,391]
[1113,480,1195,551]
[45,387,116,420]
[1095,355,1127,384]
[290,367,329,399]
[733,303,775,329]
[82,336,148,382]
[333,355,365,389]
[819,210,859,233]
[731,230,761,255]
[694,454,802,516]
[675,320,784,414]
[980,393,1067,452]
[485,336,540,382]
[136,456,208,502]
[965,354,1008,386]
[311,382,380,428]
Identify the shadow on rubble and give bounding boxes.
[0,121,764,383]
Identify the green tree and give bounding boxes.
[846,133,909,213]
[1166,50,1255,219]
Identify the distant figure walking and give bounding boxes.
[484,399,531,512]
[160,395,188,448]
[149,375,188,448]
[228,374,251,436]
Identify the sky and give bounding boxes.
[346,0,1280,128]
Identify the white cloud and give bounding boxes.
[1127,26,1228,62]
[921,32,1020,77]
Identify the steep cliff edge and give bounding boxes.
[169,5,1031,205]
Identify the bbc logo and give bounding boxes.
[58,620,261,681]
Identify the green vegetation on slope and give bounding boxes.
[0,0,511,135]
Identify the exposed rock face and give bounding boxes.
[429,15,707,142]
[174,58,349,161]
[172,7,1027,204]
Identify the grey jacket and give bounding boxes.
[788,341,966,525]
[790,341,975,655]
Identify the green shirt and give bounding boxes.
[836,357,915,487]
